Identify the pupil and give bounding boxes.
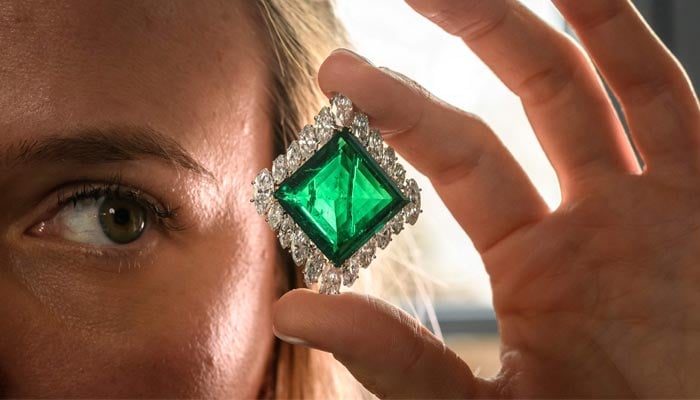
[112,207,131,225]
[98,196,147,244]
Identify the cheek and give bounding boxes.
[0,218,279,398]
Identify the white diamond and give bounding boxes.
[404,178,421,225]
[331,93,354,127]
[389,212,404,235]
[367,129,383,159]
[342,258,360,287]
[314,106,334,144]
[298,137,316,161]
[298,124,317,159]
[267,202,284,230]
[286,140,302,171]
[381,146,396,170]
[319,264,341,295]
[375,225,392,249]
[357,242,376,269]
[272,155,287,185]
[392,162,406,183]
[304,251,324,288]
[252,169,273,215]
[352,112,369,144]
[278,215,293,249]
[300,123,316,140]
[291,230,310,266]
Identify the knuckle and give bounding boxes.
[565,1,626,31]
[452,5,509,42]
[429,122,495,187]
[428,1,509,42]
[516,43,587,106]
[517,65,575,106]
[621,77,675,108]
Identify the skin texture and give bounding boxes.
[273,0,700,398]
[0,1,280,398]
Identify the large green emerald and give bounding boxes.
[274,128,408,266]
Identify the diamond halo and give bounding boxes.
[252,93,422,295]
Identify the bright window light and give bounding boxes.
[336,0,565,306]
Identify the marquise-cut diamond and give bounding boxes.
[392,163,406,183]
[389,212,404,235]
[278,215,293,249]
[375,225,392,249]
[367,129,383,158]
[253,169,273,215]
[267,202,284,230]
[342,257,360,287]
[286,140,302,171]
[304,251,325,288]
[356,241,375,269]
[381,146,396,170]
[272,155,287,185]
[275,128,409,266]
[331,93,354,127]
[352,112,369,144]
[319,264,341,295]
[314,106,334,144]
[298,125,317,159]
[404,178,421,225]
[300,124,316,140]
[291,230,310,266]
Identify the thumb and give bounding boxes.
[272,289,496,398]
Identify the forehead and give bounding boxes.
[0,1,268,152]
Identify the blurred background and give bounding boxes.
[335,0,700,378]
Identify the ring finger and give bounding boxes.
[405,0,641,194]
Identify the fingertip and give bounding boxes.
[329,47,374,66]
[274,289,367,352]
[318,48,374,95]
[273,288,316,324]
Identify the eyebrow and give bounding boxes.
[3,125,214,178]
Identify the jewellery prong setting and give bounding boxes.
[253,93,422,294]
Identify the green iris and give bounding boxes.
[98,196,147,244]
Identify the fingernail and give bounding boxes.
[273,327,310,346]
[331,47,375,66]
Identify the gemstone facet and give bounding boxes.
[275,128,409,266]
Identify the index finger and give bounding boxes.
[318,49,548,254]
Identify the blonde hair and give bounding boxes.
[254,1,437,398]
[252,2,359,398]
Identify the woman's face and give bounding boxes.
[0,2,280,397]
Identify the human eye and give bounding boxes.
[30,178,182,247]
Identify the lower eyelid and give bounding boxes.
[25,222,160,261]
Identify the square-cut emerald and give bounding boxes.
[274,128,408,266]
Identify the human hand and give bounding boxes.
[273,0,700,397]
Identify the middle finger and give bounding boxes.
[405,0,641,193]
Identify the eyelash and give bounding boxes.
[55,175,184,232]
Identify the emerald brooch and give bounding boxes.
[252,94,421,294]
